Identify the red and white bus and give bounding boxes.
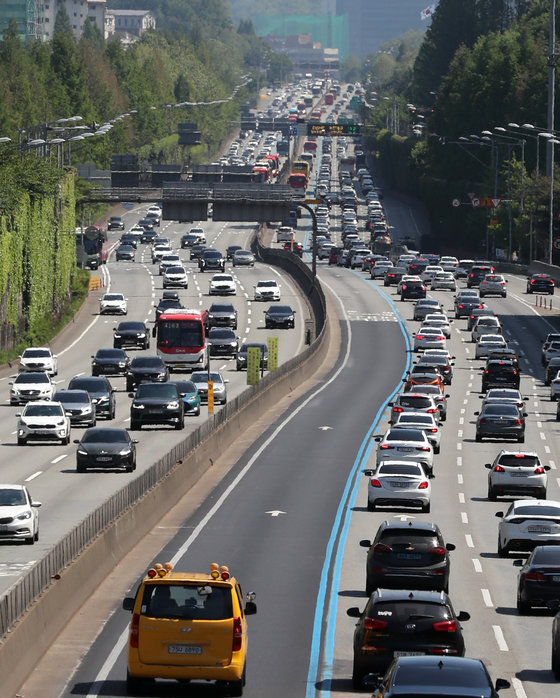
[153,308,209,371]
[288,173,308,189]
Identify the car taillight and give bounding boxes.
[433,619,457,632]
[418,481,429,489]
[524,572,544,581]
[429,428,438,432]
[232,616,243,652]
[516,419,522,425]
[370,478,382,487]
[482,280,488,284]
[513,370,518,375]
[494,465,505,472]
[422,286,426,291]
[418,446,431,451]
[484,370,489,374]
[393,406,403,413]
[402,284,407,290]
[130,613,140,648]
[479,418,486,424]
[428,408,437,413]
[373,542,392,553]
[535,466,545,474]
[416,335,425,340]
[458,304,464,309]
[430,547,446,556]
[364,617,388,630]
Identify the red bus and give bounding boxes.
[252,165,269,182]
[288,173,308,189]
[324,93,334,105]
[153,308,209,371]
[303,140,317,153]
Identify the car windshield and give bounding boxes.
[204,251,222,259]
[81,429,128,444]
[386,429,425,442]
[397,415,433,426]
[377,463,423,475]
[212,275,232,282]
[117,323,144,331]
[392,662,487,689]
[172,381,197,394]
[103,294,124,301]
[268,306,292,314]
[0,489,26,506]
[23,404,62,416]
[16,373,49,384]
[135,384,177,398]
[482,405,520,416]
[487,390,519,399]
[96,349,124,359]
[209,329,235,339]
[54,391,88,403]
[257,281,277,288]
[236,251,251,257]
[22,349,50,358]
[419,356,447,366]
[210,304,234,312]
[166,266,185,274]
[192,372,222,384]
[69,378,107,391]
[498,454,539,467]
[131,358,164,368]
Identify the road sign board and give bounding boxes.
[305,198,323,204]
[307,123,361,136]
[553,237,560,251]
[451,198,461,207]
[491,197,502,207]
[472,198,480,207]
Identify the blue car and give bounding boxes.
[170,380,201,416]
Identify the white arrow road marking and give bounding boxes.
[266,510,286,517]
[318,426,333,431]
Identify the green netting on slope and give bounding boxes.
[253,13,349,58]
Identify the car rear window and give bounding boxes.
[386,429,424,441]
[140,584,233,620]
[399,397,432,408]
[378,463,423,475]
[369,600,449,622]
[515,505,560,517]
[497,454,539,467]
[532,547,560,563]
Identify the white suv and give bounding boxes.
[276,226,294,243]
[254,279,281,301]
[16,401,71,446]
[99,293,127,315]
[486,450,550,500]
[497,500,560,556]
[19,347,58,376]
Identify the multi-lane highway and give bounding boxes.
[16,93,560,698]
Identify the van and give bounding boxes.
[124,562,256,695]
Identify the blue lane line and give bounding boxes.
[305,275,412,697]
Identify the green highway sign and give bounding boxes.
[307,123,361,137]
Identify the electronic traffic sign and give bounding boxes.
[307,123,361,137]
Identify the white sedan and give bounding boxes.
[431,272,456,291]
[99,293,127,315]
[393,412,441,453]
[209,273,236,296]
[421,265,443,284]
[423,313,452,338]
[0,484,41,544]
[19,347,58,376]
[481,389,527,411]
[364,460,432,513]
[10,372,54,405]
[375,427,434,475]
[162,265,188,288]
[497,499,560,556]
[413,327,447,352]
[475,334,508,359]
[371,260,394,279]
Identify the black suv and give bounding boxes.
[207,302,237,329]
[107,216,125,230]
[181,233,199,248]
[126,356,169,391]
[347,589,469,688]
[129,383,184,430]
[113,321,150,350]
[527,273,555,294]
[467,264,494,287]
[360,521,455,595]
[482,359,520,391]
[400,279,426,301]
[67,375,116,419]
[208,328,239,357]
[155,297,183,321]
[199,248,225,272]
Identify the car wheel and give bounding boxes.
[77,464,86,473]
[25,535,34,545]
[17,437,26,446]
[487,485,497,501]
[62,435,70,445]
[538,488,548,499]
[195,406,201,416]
[34,528,39,542]
[518,435,525,443]
[434,445,440,455]
[130,420,140,431]
[552,394,557,401]
[517,592,531,615]
[367,499,375,512]
[229,666,246,697]
[125,464,135,473]
[475,432,482,442]
[422,502,431,513]
[126,380,133,392]
[175,417,184,430]
[126,672,153,694]
[351,659,364,690]
[365,576,376,596]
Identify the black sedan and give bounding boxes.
[264,304,296,329]
[226,244,242,260]
[347,589,469,688]
[91,348,130,376]
[475,403,525,442]
[207,302,237,329]
[236,343,268,371]
[360,521,455,595]
[208,328,239,357]
[371,656,510,698]
[514,545,560,613]
[126,356,168,391]
[115,244,135,262]
[129,383,184,430]
[113,321,150,350]
[154,297,183,321]
[74,427,137,472]
[67,375,116,419]
[53,389,96,427]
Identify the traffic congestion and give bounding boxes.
[10,80,560,698]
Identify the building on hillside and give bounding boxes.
[0,0,37,42]
[104,9,155,40]
[263,33,339,78]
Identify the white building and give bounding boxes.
[36,0,106,40]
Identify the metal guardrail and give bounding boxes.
[0,248,327,639]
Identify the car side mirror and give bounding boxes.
[474,411,480,416]
[122,597,135,612]
[359,539,372,548]
[496,678,510,691]
[15,412,21,417]
[495,511,504,518]
[445,394,450,398]
[346,607,362,618]
[485,464,492,469]
[446,543,456,551]
[545,465,552,471]
[128,392,134,398]
[428,473,435,479]
[512,558,524,567]
[73,439,80,444]
[364,469,374,476]
[457,611,470,622]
